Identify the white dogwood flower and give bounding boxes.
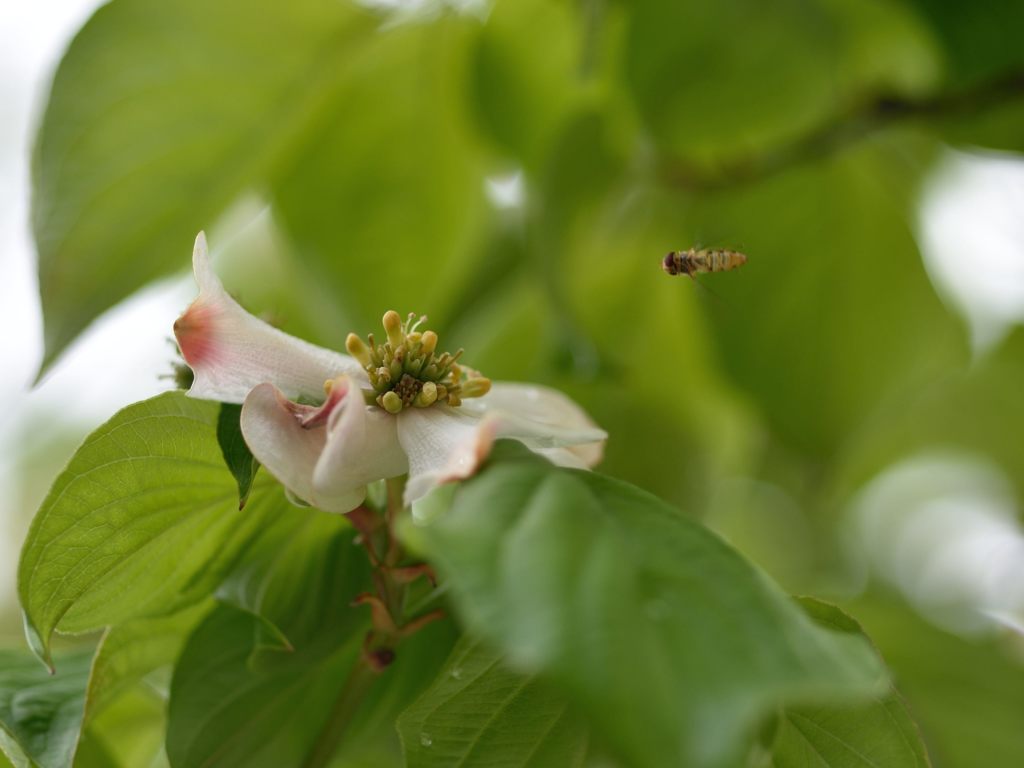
[173,233,606,511]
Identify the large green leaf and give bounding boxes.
[666,142,966,457]
[402,444,887,768]
[906,0,1024,86]
[833,328,1024,504]
[31,0,373,370]
[397,635,587,768]
[848,594,1024,767]
[0,649,92,768]
[624,0,839,161]
[468,0,585,168]
[18,392,283,666]
[769,599,931,767]
[167,520,456,768]
[271,14,490,340]
[166,605,358,768]
[76,687,168,768]
[215,511,361,652]
[84,601,212,725]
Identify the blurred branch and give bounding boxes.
[659,68,1024,192]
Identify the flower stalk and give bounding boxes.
[304,476,440,767]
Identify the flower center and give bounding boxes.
[346,311,491,414]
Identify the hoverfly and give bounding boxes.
[662,248,747,278]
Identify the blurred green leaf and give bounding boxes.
[624,0,839,161]
[848,594,1024,768]
[18,393,284,665]
[905,0,1024,86]
[0,648,91,768]
[397,634,587,768]
[271,16,490,340]
[468,0,584,168]
[678,141,967,456]
[32,0,372,371]
[769,598,931,767]
[403,443,887,768]
[217,404,259,510]
[818,0,941,97]
[833,328,1024,504]
[76,687,168,768]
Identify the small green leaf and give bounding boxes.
[404,443,888,768]
[18,392,286,665]
[769,599,931,767]
[398,635,587,768]
[0,648,92,768]
[217,403,260,509]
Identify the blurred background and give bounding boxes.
[3,0,1024,765]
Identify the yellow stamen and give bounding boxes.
[421,330,438,355]
[383,310,404,347]
[381,391,403,414]
[414,381,438,408]
[345,333,371,366]
[460,377,492,399]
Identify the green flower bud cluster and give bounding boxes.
[346,311,491,414]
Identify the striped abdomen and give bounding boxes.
[662,249,747,277]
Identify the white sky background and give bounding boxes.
[1,2,1024,637]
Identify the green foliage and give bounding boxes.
[216,403,260,509]
[17,393,278,664]
[398,635,587,768]
[84,602,212,726]
[272,16,491,339]
[31,0,372,371]
[19,0,1024,764]
[166,517,454,768]
[768,599,931,767]
[403,444,886,768]
[0,649,91,768]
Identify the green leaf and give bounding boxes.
[676,144,966,456]
[18,392,284,665]
[398,634,587,768]
[215,511,360,653]
[403,443,887,768]
[468,0,584,168]
[76,687,168,768]
[769,599,931,767]
[848,593,1024,767]
[833,328,1024,504]
[624,0,839,160]
[166,520,456,768]
[84,601,213,725]
[31,0,373,371]
[0,648,92,768]
[906,0,1024,86]
[216,403,259,510]
[166,605,358,768]
[271,15,489,338]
